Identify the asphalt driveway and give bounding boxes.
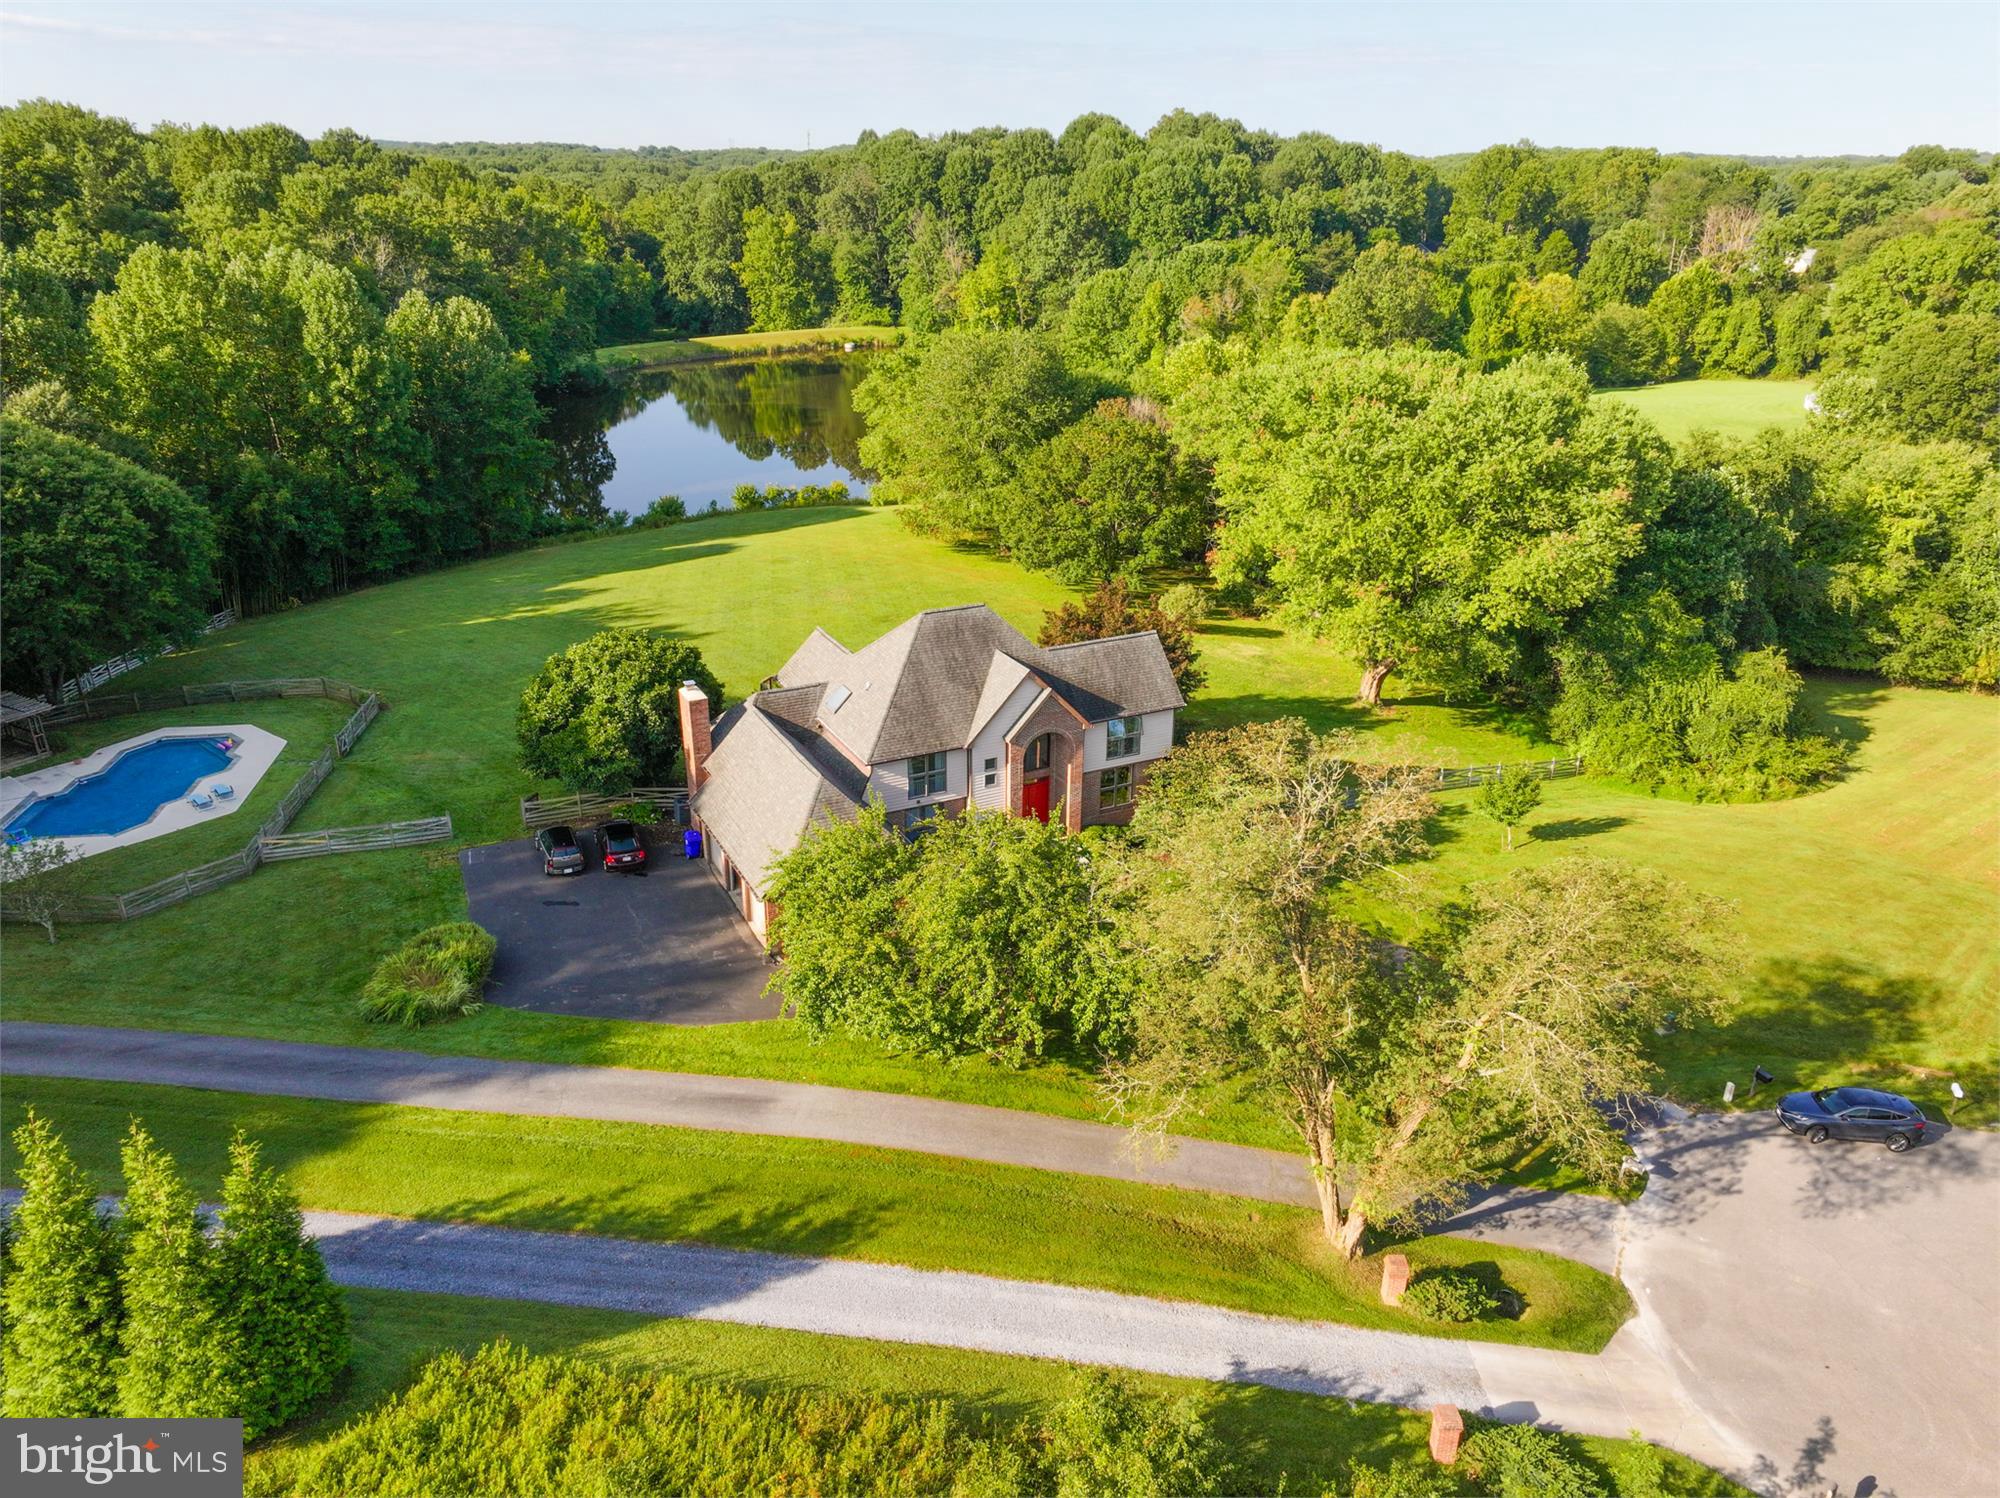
[460,833,777,1024]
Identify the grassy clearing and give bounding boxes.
[1354,675,2000,1122]
[249,1289,1744,1496]
[1593,377,1815,442]
[25,699,354,893]
[1,1077,1635,1354]
[597,326,904,369]
[5,506,1992,1127]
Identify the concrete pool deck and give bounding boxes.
[0,723,287,860]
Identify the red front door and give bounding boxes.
[1020,777,1051,823]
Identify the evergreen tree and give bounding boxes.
[1,1112,122,1416]
[116,1124,225,1418]
[210,1135,348,1438]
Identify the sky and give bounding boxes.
[2,0,1995,158]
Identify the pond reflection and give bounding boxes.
[545,356,874,520]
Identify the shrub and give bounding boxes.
[1155,581,1210,630]
[1402,1268,1503,1323]
[636,493,685,526]
[731,481,765,510]
[263,1347,1221,1498]
[1039,578,1205,699]
[769,804,1135,1066]
[1338,1456,1459,1497]
[359,922,496,1026]
[1460,1423,1599,1498]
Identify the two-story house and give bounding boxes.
[677,603,1183,943]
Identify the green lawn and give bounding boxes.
[5,504,1994,1129]
[246,1289,1745,1497]
[2,1076,1634,1354]
[1353,675,2000,1122]
[1593,377,1816,442]
[29,699,354,893]
[597,325,904,369]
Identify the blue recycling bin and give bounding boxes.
[682,827,703,860]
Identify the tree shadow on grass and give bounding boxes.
[1529,816,1631,843]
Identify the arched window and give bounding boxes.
[1023,732,1053,773]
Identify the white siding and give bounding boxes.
[867,744,966,812]
[967,677,1045,810]
[747,890,769,942]
[1082,709,1175,772]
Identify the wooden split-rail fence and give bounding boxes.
[3,677,454,926]
[520,786,690,831]
[1431,756,1584,792]
[56,611,237,703]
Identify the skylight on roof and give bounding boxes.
[825,683,852,713]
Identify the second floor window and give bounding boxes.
[1106,715,1143,759]
[907,751,947,799]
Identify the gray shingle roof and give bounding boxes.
[776,604,1182,762]
[691,698,863,892]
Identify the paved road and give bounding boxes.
[1620,1110,2000,1498]
[305,1206,1753,1478]
[9,1024,1996,1493]
[0,1022,1618,1268]
[461,838,778,1024]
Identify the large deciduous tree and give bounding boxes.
[854,329,1092,539]
[1104,720,1434,1251]
[0,417,216,700]
[1111,728,1736,1256]
[1002,401,1210,583]
[517,628,724,793]
[383,290,552,556]
[734,206,830,332]
[1168,346,1671,705]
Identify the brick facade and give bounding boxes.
[1004,692,1088,832]
[1080,759,1153,826]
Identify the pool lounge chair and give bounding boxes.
[188,790,215,810]
[210,783,235,799]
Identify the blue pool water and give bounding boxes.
[5,736,237,839]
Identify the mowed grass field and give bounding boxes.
[5,504,1994,1126]
[1593,377,1815,442]
[1,1077,1635,1353]
[597,325,904,369]
[245,1291,1744,1497]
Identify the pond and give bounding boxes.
[545,356,874,520]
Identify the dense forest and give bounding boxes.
[2,101,1993,787]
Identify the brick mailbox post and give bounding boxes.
[1429,1404,1464,1464]
[1379,1252,1411,1306]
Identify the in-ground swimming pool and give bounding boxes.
[4,735,239,839]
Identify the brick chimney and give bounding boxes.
[677,681,712,791]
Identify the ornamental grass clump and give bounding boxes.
[359,922,495,1026]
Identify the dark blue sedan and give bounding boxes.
[1778,1087,1928,1152]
